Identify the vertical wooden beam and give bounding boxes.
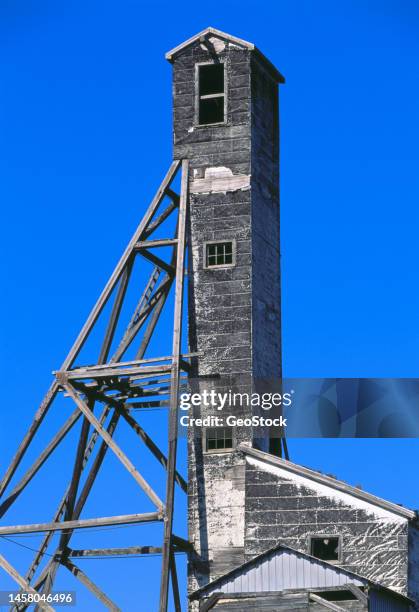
[159,159,189,612]
[134,215,179,362]
[170,551,181,612]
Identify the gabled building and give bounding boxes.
[191,541,413,611]
[187,443,419,610]
[165,27,419,611]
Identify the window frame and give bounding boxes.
[203,239,236,270]
[195,61,227,127]
[308,534,342,564]
[203,426,236,454]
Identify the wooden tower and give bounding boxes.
[166,27,287,601]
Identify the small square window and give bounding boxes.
[205,427,234,452]
[310,536,340,561]
[197,64,225,126]
[205,241,235,268]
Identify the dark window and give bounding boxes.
[206,427,233,451]
[310,536,340,561]
[198,64,225,125]
[206,242,234,267]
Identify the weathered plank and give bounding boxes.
[309,594,345,611]
[60,363,172,381]
[139,249,175,275]
[135,238,178,249]
[159,159,189,612]
[0,512,161,536]
[68,546,162,557]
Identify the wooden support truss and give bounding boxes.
[0,160,190,611]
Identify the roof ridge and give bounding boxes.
[165,27,285,84]
[165,27,254,61]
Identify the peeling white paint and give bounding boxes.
[246,455,407,524]
[204,468,245,549]
[190,166,251,194]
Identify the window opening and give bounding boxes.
[198,64,225,125]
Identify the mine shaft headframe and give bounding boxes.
[0,160,190,612]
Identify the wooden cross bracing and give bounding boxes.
[0,160,190,611]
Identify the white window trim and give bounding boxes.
[203,239,237,270]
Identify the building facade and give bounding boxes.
[166,28,419,611]
[167,26,285,593]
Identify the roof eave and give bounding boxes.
[165,27,285,83]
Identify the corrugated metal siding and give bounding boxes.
[369,590,410,612]
[205,548,365,596]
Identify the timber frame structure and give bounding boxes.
[0,160,190,611]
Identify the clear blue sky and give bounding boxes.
[1,1,419,610]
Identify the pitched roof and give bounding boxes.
[190,541,412,606]
[165,27,285,83]
[191,542,364,600]
[240,444,417,521]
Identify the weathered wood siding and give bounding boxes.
[170,35,282,605]
[245,456,410,597]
